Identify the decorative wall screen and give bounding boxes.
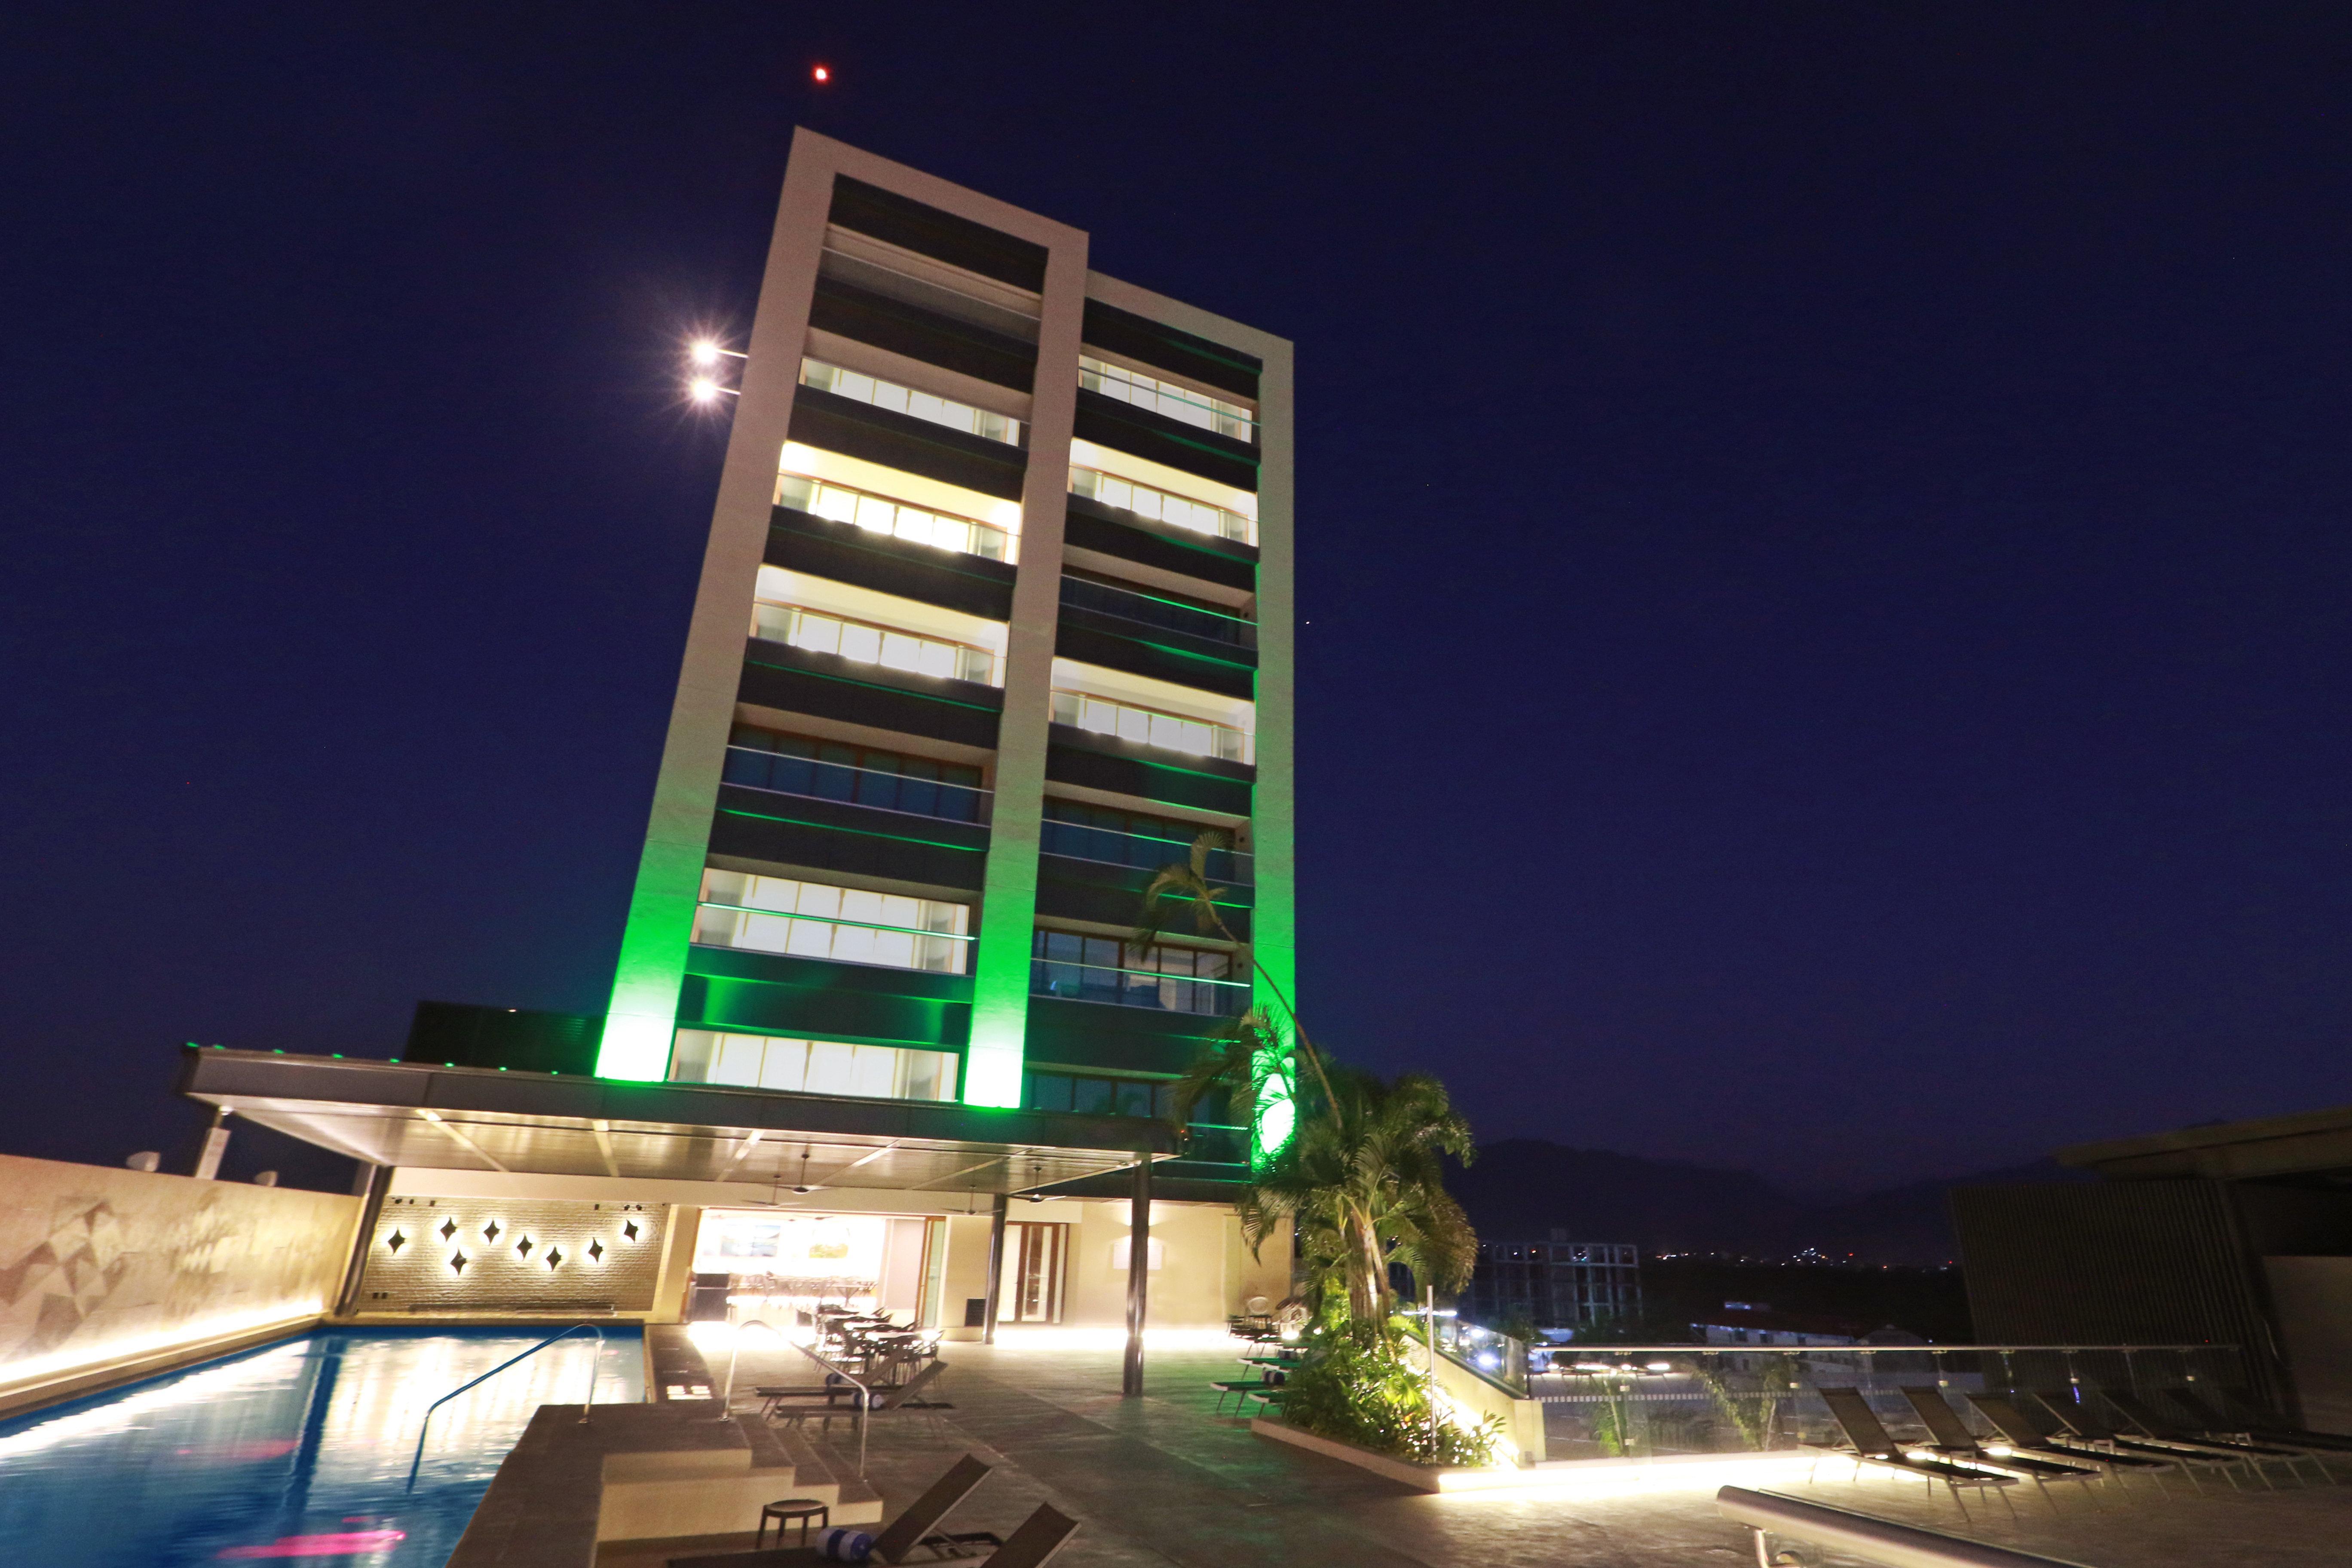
[357,1198,670,1314]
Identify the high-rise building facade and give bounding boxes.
[599,132,1295,1155]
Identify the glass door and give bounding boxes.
[996,1222,1067,1324]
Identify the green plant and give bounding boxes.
[1280,1322,1501,1467]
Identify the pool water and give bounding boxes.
[0,1327,642,1568]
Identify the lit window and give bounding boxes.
[776,472,1014,562]
[751,601,998,686]
[1049,689,1248,763]
[693,869,971,974]
[1068,467,1253,545]
[800,358,1021,444]
[670,1029,957,1101]
[1078,356,1254,442]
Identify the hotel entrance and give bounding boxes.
[693,1208,948,1329]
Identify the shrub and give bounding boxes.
[1277,1323,1502,1468]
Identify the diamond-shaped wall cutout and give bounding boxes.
[438,1217,458,1243]
[448,1251,468,1275]
[481,1220,501,1244]
[545,1247,563,1269]
[385,1229,407,1254]
[621,1220,640,1242]
[514,1236,534,1259]
[587,1239,604,1262]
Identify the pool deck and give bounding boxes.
[603,1339,2352,1568]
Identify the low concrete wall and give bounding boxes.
[0,1153,361,1415]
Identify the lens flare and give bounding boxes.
[689,340,720,366]
[689,377,720,404]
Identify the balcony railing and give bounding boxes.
[1079,356,1253,442]
[1029,957,1250,1017]
[1069,467,1253,545]
[1059,575,1255,649]
[801,358,1021,445]
[1039,817,1250,884]
[1050,690,1250,764]
[723,745,989,825]
[695,901,971,974]
[776,472,1014,563]
[753,603,999,686]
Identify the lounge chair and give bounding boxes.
[1813,1388,2018,1512]
[1965,1393,2181,1488]
[2027,1392,2247,1491]
[1210,1379,1265,1416]
[2098,1389,2332,1484]
[667,1455,1008,1568]
[2162,1385,2352,1455]
[1896,1387,2104,1507]
[871,1360,952,1412]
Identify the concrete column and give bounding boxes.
[332,1164,390,1318]
[192,1106,232,1179]
[982,1193,1010,1344]
[1124,1157,1153,1396]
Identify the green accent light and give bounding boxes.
[597,1009,676,1082]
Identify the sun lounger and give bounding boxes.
[871,1360,952,1412]
[1814,1388,2018,1510]
[1896,1387,2103,1505]
[2098,1390,2331,1484]
[666,1455,1011,1568]
[2027,1392,2249,1491]
[1965,1394,2180,1486]
[2162,1386,2352,1455]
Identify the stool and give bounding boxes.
[758,1499,830,1547]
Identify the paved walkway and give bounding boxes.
[694,1338,2352,1568]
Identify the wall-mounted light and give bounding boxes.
[687,339,746,407]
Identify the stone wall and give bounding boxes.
[353,1195,673,1316]
[0,1153,360,1413]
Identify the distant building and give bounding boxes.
[1461,1231,1640,1332]
[1690,1304,1923,1348]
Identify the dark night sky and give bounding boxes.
[5,5,2350,1194]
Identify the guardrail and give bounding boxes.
[1717,1486,2092,1568]
[406,1325,604,1491]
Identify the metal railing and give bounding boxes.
[405,1324,603,1490]
[724,745,989,824]
[1030,957,1251,1017]
[1038,817,1251,883]
[784,1331,875,1476]
[1718,1486,2087,1568]
[1058,574,1256,649]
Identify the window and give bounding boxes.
[799,358,1021,445]
[1068,466,1253,545]
[1022,1070,1174,1119]
[725,728,986,824]
[997,1222,1066,1324]
[1039,799,1246,883]
[1078,356,1254,442]
[752,601,999,686]
[670,1030,958,1102]
[1050,689,1250,763]
[694,869,971,974]
[776,472,1014,562]
[1029,928,1246,1016]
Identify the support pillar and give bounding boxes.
[1124,1156,1153,1397]
[982,1193,1009,1345]
[193,1106,232,1179]
[333,1164,390,1318]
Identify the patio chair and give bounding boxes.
[871,1360,951,1412]
[2162,1386,2352,1455]
[666,1455,1005,1568]
[2098,1389,2332,1485]
[1210,1379,1266,1416]
[1896,1387,2104,1507]
[1813,1388,2018,1516]
[1965,1394,2181,1489]
[2026,1392,2245,1491]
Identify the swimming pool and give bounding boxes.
[0,1326,642,1567]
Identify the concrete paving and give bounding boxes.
[652,1338,2352,1568]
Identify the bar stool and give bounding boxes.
[758,1498,830,1547]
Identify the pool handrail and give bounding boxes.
[1716,1486,2093,1568]
[404,1324,604,1491]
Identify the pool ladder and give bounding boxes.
[404,1325,605,1491]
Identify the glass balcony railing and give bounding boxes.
[753,602,999,686]
[1038,816,1250,884]
[1029,957,1250,1017]
[695,871,971,974]
[1050,689,1250,764]
[1059,575,1255,649]
[723,744,989,824]
[1079,356,1254,442]
[800,358,1021,445]
[776,472,1014,563]
[1069,467,1253,545]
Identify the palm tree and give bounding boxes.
[1173,1032,1479,1325]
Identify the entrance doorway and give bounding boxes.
[996,1222,1067,1324]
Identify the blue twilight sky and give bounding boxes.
[3,3,2349,1192]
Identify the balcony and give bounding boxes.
[1079,355,1253,443]
[1029,930,1247,1018]
[777,471,1014,563]
[800,358,1020,445]
[1058,574,1255,651]
[668,1027,959,1102]
[694,870,971,975]
[1039,810,1249,885]
[1068,466,1253,547]
[752,602,999,686]
[1049,689,1250,765]
[723,733,988,825]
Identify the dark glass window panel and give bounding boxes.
[1113,1081,1153,1118]
[1072,1078,1113,1115]
[852,765,900,811]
